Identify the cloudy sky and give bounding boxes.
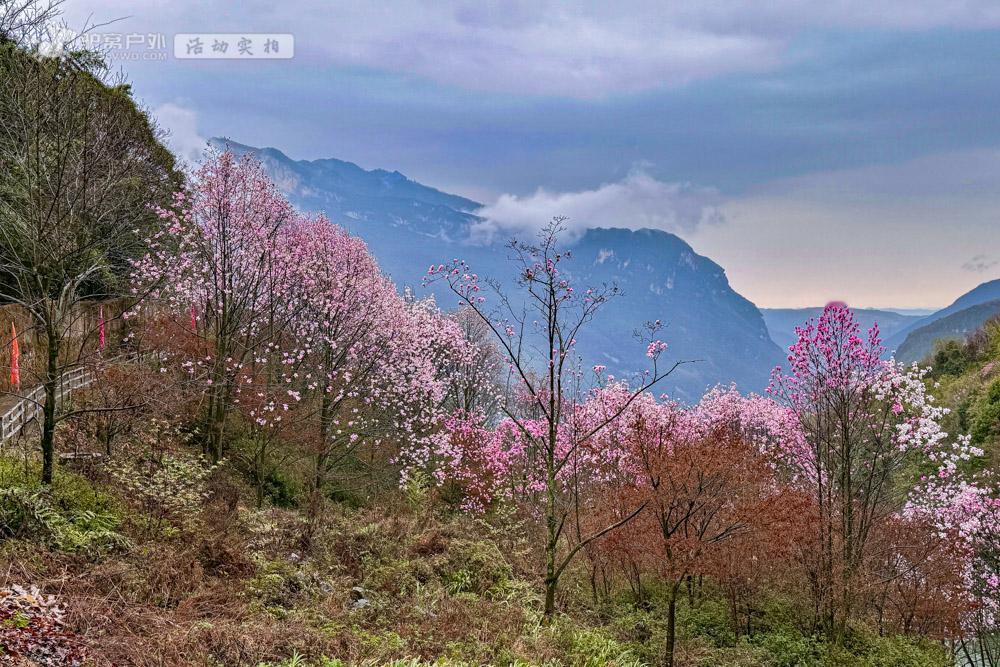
[62,0,1000,309]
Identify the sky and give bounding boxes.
[60,0,1000,309]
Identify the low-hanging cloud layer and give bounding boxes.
[471,170,723,243]
[150,101,1000,309]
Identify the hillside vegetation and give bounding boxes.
[927,317,1000,468]
[0,449,957,666]
[2,150,996,666]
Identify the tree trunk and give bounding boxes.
[542,523,559,618]
[207,371,228,462]
[543,575,556,619]
[543,503,558,619]
[542,421,559,621]
[306,374,335,547]
[729,591,741,637]
[315,378,333,492]
[254,446,266,508]
[205,330,232,462]
[254,475,265,507]
[40,375,57,484]
[40,325,60,485]
[664,580,680,667]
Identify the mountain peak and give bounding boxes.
[211,139,783,398]
[209,137,289,161]
[209,138,482,218]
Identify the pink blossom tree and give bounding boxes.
[439,305,505,419]
[768,302,958,638]
[426,218,683,619]
[134,153,466,503]
[905,437,1000,659]
[281,214,402,499]
[692,384,809,471]
[132,150,297,461]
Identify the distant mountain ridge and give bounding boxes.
[211,138,784,400]
[895,299,1000,364]
[216,139,480,241]
[883,308,938,318]
[762,308,922,352]
[886,279,1000,357]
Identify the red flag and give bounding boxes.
[10,322,19,389]
[98,305,106,352]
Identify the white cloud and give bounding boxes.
[153,102,207,165]
[64,0,1000,98]
[471,169,723,243]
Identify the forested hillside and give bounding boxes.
[885,279,1000,356]
[896,300,1000,364]
[926,318,1000,466]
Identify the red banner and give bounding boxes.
[10,321,20,389]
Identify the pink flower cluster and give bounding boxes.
[132,151,468,461]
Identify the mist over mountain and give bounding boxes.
[882,308,938,318]
[212,138,784,400]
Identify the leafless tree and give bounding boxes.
[0,37,179,482]
[429,217,687,619]
[0,0,63,46]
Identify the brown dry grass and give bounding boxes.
[0,474,540,666]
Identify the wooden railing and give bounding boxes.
[0,353,146,445]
